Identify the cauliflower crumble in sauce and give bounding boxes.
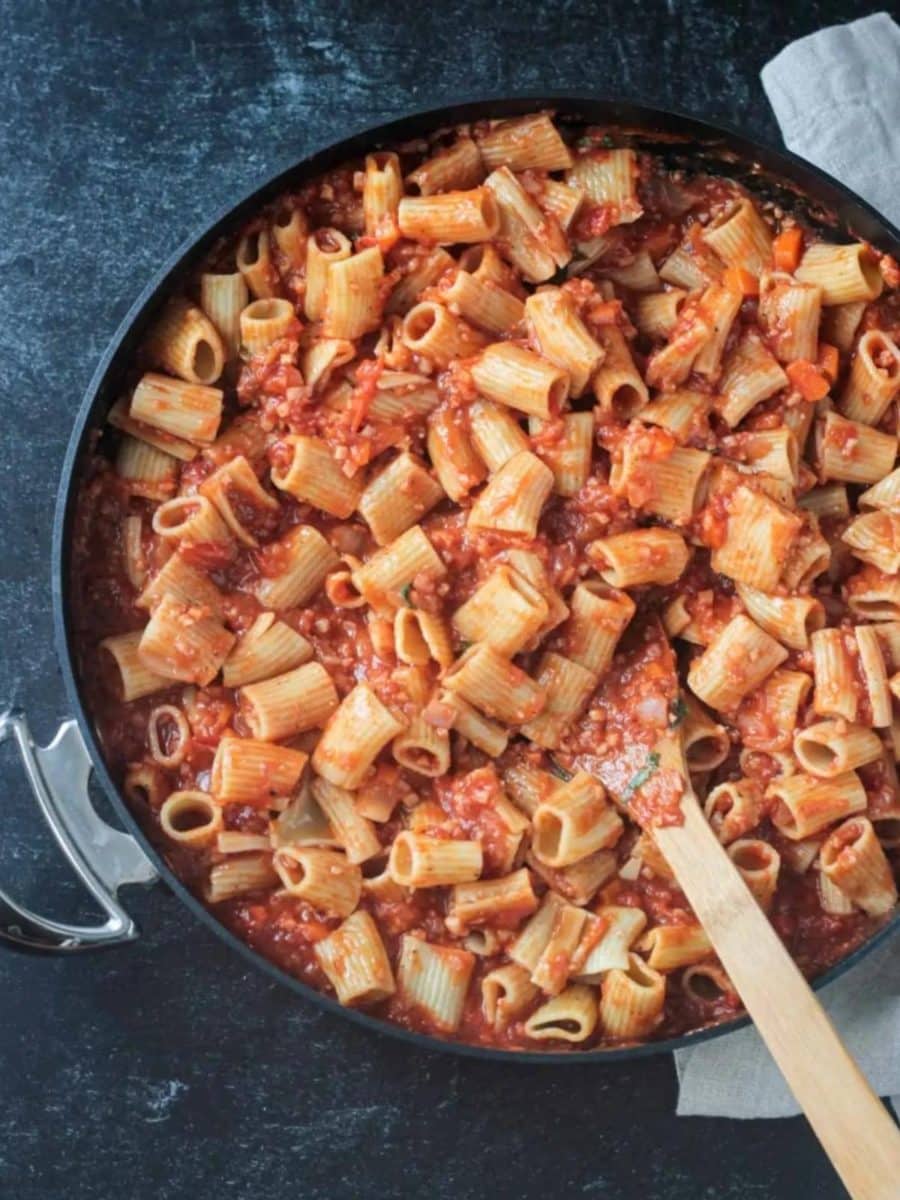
[68,116,900,1051]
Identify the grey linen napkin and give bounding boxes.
[675,936,900,1118]
[675,13,900,1119]
[761,12,900,226]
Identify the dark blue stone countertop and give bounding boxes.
[0,3,887,1196]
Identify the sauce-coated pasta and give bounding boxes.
[70,112,900,1051]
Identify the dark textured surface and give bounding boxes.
[0,2,885,1196]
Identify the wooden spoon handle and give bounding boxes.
[655,798,900,1200]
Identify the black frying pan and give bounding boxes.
[2,95,896,1064]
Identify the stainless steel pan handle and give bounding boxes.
[0,707,159,952]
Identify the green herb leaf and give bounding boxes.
[548,758,574,782]
[624,751,660,800]
[400,583,414,607]
[601,134,615,148]
[668,697,688,728]
[576,135,593,150]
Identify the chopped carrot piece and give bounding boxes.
[596,880,623,906]
[356,221,399,254]
[773,227,804,273]
[723,265,759,297]
[298,920,333,943]
[817,342,840,383]
[787,359,831,402]
[347,358,384,431]
[642,224,678,259]
[590,300,623,325]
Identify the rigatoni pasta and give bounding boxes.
[716,330,788,427]
[271,435,364,518]
[138,594,235,686]
[198,454,279,548]
[477,113,573,172]
[638,923,712,972]
[793,720,883,779]
[758,276,821,367]
[388,832,483,887]
[129,372,223,446]
[688,615,787,714]
[239,298,297,357]
[599,955,666,1039]
[443,643,546,726]
[524,288,603,395]
[273,847,361,918]
[588,528,690,588]
[405,137,484,196]
[442,268,524,335]
[592,325,649,418]
[452,565,548,656]
[470,342,570,418]
[115,436,179,500]
[709,485,802,592]
[304,227,351,320]
[817,412,897,484]
[467,451,555,538]
[485,165,569,282]
[101,632,171,702]
[530,411,594,497]
[144,298,225,385]
[222,613,313,688]
[520,653,598,749]
[211,737,307,807]
[564,580,635,677]
[531,771,622,866]
[200,271,248,357]
[159,792,223,846]
[401,301,487,367]
[239,661,338,741]
[254,524,339,610]
[795,242,883,305]
[566,148,642,224]
[468,400,529,472]
[315,911,396,1006]
[312,684,406,790]
[358,451,444,546]
[727,839,781,911]
[397,936,475,1032]
[397,187,499,244]
[820,818,898,916]
[72,110,900,1055]
[769,771,867,840]
[701,197,773,276]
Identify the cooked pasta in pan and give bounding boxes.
[71,111,900,1050]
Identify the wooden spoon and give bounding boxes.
[568,618,900,1200]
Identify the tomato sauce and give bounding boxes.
[67,117,899,1053]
